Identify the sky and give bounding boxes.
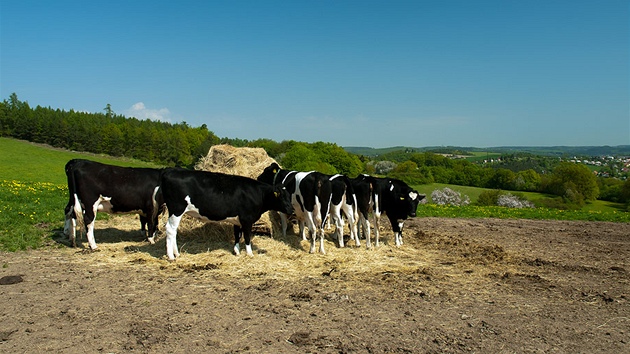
[1,0,628,148]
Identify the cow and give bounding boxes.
[350,174,378,247]
[157,168,294,260]
[257,163,332,254]
[371,177,424,247]
[352,175,424,248]
[328,174,359,248]
[63,159,164,250]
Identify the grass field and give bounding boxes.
[0,137,160,185]
[1,137,628,252]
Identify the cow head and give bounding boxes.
[272,185,294,215]
[398,189,425,217]
[258,163,282,185]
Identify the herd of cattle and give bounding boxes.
[63,159,425,260]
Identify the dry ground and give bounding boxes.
[1,215,628,353]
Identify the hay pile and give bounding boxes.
[175,144,285,243]
[195,144,277,179]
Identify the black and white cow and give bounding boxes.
[328,174,359,248]
[64,159,164,250]
[371,177,424,247]
[158,168,294,260]
[351,175,424,248]
[257,163,332,254]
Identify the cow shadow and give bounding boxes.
[52,227,149,249]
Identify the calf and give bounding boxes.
[257,163,332,254]
[158,168,294,260]
[64,159,164,250]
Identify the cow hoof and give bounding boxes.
[147,237,155,245]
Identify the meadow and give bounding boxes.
[1,137,628,252]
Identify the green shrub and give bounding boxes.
[476,189,504,206]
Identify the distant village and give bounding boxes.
[569,155,630,178]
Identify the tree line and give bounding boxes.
[0,93,363,176]
[2,93,628,209]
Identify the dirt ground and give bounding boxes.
[1,215,628,353]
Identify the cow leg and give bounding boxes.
[394,221,405,247]
[318,228,326,254]
[368,211,381,249]
[342,203,359,247]
[85,216,98,250]
[330,203,344,247]
[165,214,182,260]
[146,213,159,245]
[233,225,242,255]
[304,213,319,253]
[139,215,148,239]
[359,214,371,249]
[242,225,254,257]
[279,213,289,238]
[298,220,307,241]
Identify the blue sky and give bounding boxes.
[1,1,628,148]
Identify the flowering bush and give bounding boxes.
[431,187,470,206]
[497,194,535,209]
[372,161,397,175]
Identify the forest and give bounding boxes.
[1,93,629,209]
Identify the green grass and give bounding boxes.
[414,183,487,203]
[413,183,626,214]
[0,137,160,185]
[416,203,630,222]
[0,180,68,251]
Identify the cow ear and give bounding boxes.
[274,191,280,198]
[272,169,277,174]
[400,197,405,201]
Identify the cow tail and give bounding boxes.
[319,178,333,228]
[152,184,163,223]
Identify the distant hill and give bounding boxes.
[343,145,630,157]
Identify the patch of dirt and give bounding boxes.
[1,216,629,353]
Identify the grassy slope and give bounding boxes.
[0,137,161,185]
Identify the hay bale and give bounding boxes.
[176,144,285,241]
[195,144,277,179]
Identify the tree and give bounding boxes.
[513,169,541,191]
[542,162,599,203]
[103,104,113,118]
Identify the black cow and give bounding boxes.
[257,163,332,254]
[158,168,294,260]
[351,175,424,248]
[64,159,164,250]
